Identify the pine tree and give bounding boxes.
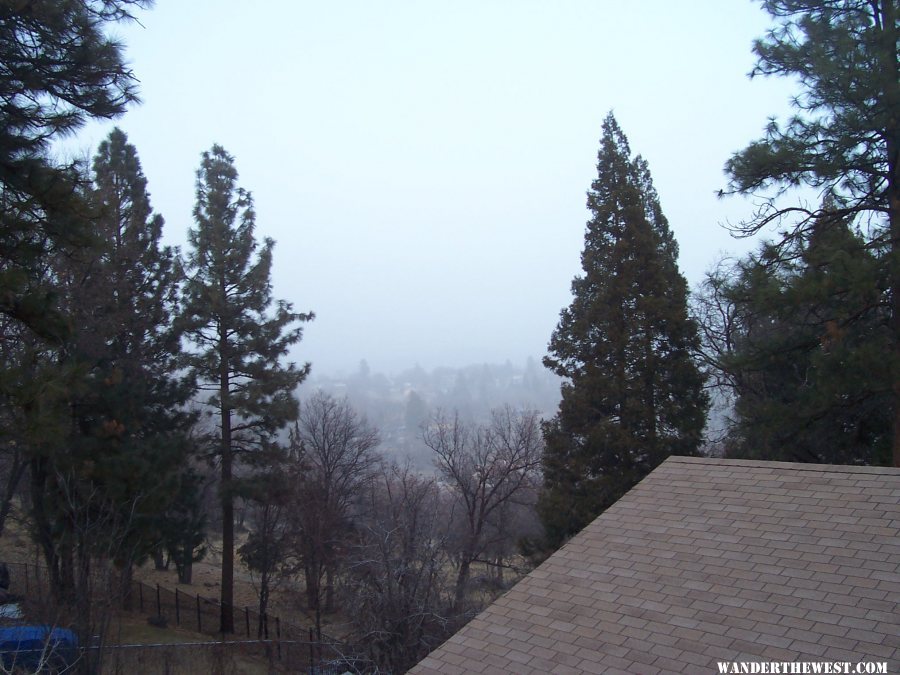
[178,145,312,633]
[724,0,899,465]
[84,127,196,566]
[539,113,707,548]
[81,127,193,442]
[161,466,208,585]
[0,1,151,555]
[0,0,148,341]
[702,208,890,465]
[29,128,195,604]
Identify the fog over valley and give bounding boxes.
[299,358,563,472]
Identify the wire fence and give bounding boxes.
[1,561,355,673]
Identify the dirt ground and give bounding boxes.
[0,509,331,638]
[132,537,320,631]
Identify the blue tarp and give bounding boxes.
[0,626,78,671]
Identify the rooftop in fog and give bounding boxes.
[411,456,900,674]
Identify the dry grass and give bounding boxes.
[131,540,323,633]
[0,511,341,639]
[0,506,521,672]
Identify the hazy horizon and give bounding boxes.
[66,1,798,376]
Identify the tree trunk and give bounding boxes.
[177,545,193,584]
[304,558,323,641]
[29,456,62,599]
[454,557,472,610]
[888,212,900,463]
[219,325,235,633]
[0,451,26,537]
[220,435,234,632]
[59,537,75,603]
[257,570,270,638]
[121,563,134,610]
[153,546,167,570]
[325,566,334,613]
[884,0,900,468]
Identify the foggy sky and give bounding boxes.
[72,1,797,375]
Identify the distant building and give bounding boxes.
[412,457,900,673]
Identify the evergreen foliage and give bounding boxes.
[237,469,291,635]
[0,1,152,564]
[161,466,208,585]
[0,0,149,341]
[539,113,707,549]
[700,209,890,465]
[80,126,194,447]
[28,128,195,605]
[723,0,899,466]
[178,144,312,633]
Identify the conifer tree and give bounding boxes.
[29,128,195,603]
[178,145,312,633]
[85,127,196,565]
[724,0,899,465]
[0,0,149,341]
[81,127,191,431]
[699,208,890,465]
[0,2,152,565]
[539,113,707,548]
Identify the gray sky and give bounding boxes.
[76,1,796,375]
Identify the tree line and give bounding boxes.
[537,0,897,550]
[0,7,542,663]
[0,0,896,672]
[0,102,543,670]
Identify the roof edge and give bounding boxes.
[665,455,900,475]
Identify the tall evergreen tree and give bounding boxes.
[698,208,890,464]
[178,145,312,633]
[30,128,194,604]
[724,0,899,465]
[0,0,149,341]
[539,113,707,549]
[84,127,196,571]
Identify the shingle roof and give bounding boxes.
[411,456,900,674]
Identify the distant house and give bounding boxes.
[411,457,900,674]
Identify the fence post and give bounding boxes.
[263,613,269,640]
[308,627,315,669]
[156,583,161,617]
[196,594,201,633]
[244,607,250,637]
[175,588,180,626]
[276,617,281,660]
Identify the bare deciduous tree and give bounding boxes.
[289,391,380,640]
[341,462,454,673]
[423,406,542,609]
